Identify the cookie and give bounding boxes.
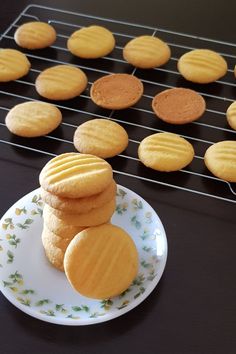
[73,119,129,158]
[41,179,116,214]
[43,204,85,237]
[204,141,236,182]
[5,101,62,137]
[138,132,194,171]
[152,88,206,124]
[39,153,113,198]
[90,73,143,109]
[177,49,228,84]
[42,224,74,252]
[42,227,65,271]
[0,48,30,82]
[35,65,88,100]
[123,35,171,69]
[67,25,115,59]
[64,224,139,299]
[14,21,56,49]
[48,197,116,227]
[226,101,236,131]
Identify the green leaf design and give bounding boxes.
[67,314,80,319]
[16,218,33,230]
[119,288,131,298]
[117,300,130,310]
[40,309,55,317]
[132,274,145,286]
[142,246,152,252]
[17,297,31,306]
[116,189,127,199]
[20,289,35,295]
[134,287,145,299]
[35,299,50,306]
[141,260,153,269]
[72,305,89,312]
[55,304,67,313]
[131,215,142,230]
[132,199,143,210]
[9,271,23,283]
[7,250,14,264]
[100,299,113,310]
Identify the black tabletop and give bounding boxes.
[0,1,236,354]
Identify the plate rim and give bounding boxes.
[0,186,168,326]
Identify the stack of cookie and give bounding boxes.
[39,152,116,271]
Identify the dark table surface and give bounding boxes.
[0,1,236,353]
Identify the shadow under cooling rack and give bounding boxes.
[0,4,236,203]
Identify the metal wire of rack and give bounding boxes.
[0,4,236,203]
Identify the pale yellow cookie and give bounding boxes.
[48,198,116,227]
[42,224,74,252]
[41,179,116,213]
[90,73,143,110]
[123,35,171,69]
[5,101,62,137]
[42,227,65,271]
[0,48,30,82]
[64,224,139,299]
[73,119,129,158]
[204,141,236,182]
[67,25,115,59]
[177,49,228,84]
[226,101,236,130]
[35,65,88,100]
[43,204,85,237]
[39,153,113,198]
[138,132,194,172]
[14,21,56,49]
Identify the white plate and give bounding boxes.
[0,185,167,325]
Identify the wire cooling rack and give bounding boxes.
[0,4,236,203]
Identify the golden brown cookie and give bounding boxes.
[204,141,236,182]
[177,49,228,84]
[73,119,129,158]
[14,21,56,49]
[226,101,236,131]
[48,197,116,227]
[35,65,88,100]
[152,88,206,124]
[123,35,171,69]
[42,224,73,252]
[5,101,62,137]
[41,179,116,214]
[0,48,30,82]
[64,224,139,299]
[43,204,85,237]
[138,132,195,171]
[41,227,65,271]
[39,153,113,198]
[67,25,115,59]
[90,73,143,109]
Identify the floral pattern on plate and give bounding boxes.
[0,185,167,325]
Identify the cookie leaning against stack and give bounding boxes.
[39,152,116,271]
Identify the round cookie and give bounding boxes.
[152,88,206,124]
[0,48,30,82]
[48,198,116,227]
[204,141,236,182]
[67,25,115,59]
[90,73,143,109]
[42,227,65,271]
[177,49,228,84]
[123,35,171,69]
[5,101,62,137]
[138,132,195,172]
[73,119,129,158]
[35,65,88,100]
[226,101,236,130]
[14,21,56,49]
[43,204,85,237]
[64,224,139,299]
[41,179,116,213]
[39,153,113,198]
